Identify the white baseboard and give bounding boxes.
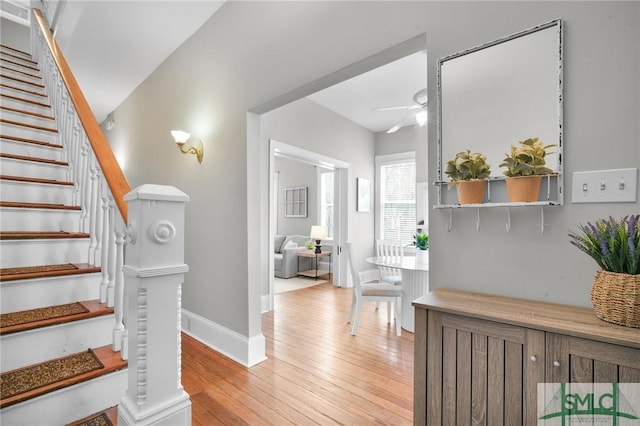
[181,309,267,367]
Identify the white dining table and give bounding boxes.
[365,256,429,333]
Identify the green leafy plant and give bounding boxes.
[414,232,429,251]
[568,215,640,275]
[444,150,491,186]
[499,137,556,177]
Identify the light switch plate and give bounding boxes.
[572,168,637,203]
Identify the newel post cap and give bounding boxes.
[124,184,190,203]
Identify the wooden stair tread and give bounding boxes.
[0,201,81,210]
[0,118,58,133]
[0,134,62,148]
[0,300,112,335]
[0,345,126,408]
[1,105,54,120]
[0,83,47,98]
[0,263,100,282]
[67,406,118,426]
[1,93,51,108]
[0,152,67,166]
[0,174,73,186]
[0,73,45,89]
[0,231,90,240]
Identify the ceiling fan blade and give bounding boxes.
[386,113,417,134]
[372,104,422,112]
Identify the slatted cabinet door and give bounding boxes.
[546,333,640,383]
[424,310,545,425]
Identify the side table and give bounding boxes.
[296,251,331,280]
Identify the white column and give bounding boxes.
[118,185,191,426]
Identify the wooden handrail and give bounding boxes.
[32,8,130,223]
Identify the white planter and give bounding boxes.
[416,249,428,264]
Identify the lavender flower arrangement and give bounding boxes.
[568,215,640,275]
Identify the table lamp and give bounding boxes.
[309,226,327,254]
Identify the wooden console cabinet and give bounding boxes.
[413,289,640,425]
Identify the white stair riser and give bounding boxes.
[0,68,42,85]
[0,158,67,180]
[0,75,45,93]
[0,59,37,71]
[0,207,81,232]
[0,123,59,144]
[0,109,56,129]
[0,108,55,128]
[0,139,64,161]
[1,272,101,312]
[0,54,38,69]
[0,85,48,103]
[0,180,73,204]
[0,96,51,114]
[1,62,41,74]
[0,238,90,268]
[1,314,114,371]
[0,368,127,426]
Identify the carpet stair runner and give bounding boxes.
[0,43,126,425]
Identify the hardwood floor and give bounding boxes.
[183,281,414,425]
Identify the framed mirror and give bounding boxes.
[437,19,563,206]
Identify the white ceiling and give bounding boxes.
[308,51,427,133]
[11,1,426,132]
[51,1,226,123]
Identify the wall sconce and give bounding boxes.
[171,130,204,163]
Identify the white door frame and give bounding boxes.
[268,139,350,311]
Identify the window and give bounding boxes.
[376,152,416,246]
[318,169,334,238]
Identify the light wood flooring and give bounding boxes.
[183,280,414,425]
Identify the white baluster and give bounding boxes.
[106,194,116,307]
[79,139,90,232]
[99,184,111,303]
[88,154,99,263]
[94,173,104,267]
[112,226,125,352]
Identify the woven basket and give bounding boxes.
[591,270,640,328]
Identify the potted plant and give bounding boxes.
[568,215,640,328]
[414,232,429,264]
[499,137,556,202]
[444,150,491,204]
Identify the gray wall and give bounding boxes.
[105,1,639,342]
[375,125,418,156]
[1,18,30,52]
[424,1,639,307]
[274,156,316,236]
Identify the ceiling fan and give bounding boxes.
[374,88,428,133]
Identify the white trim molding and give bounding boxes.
[181,309,267,367]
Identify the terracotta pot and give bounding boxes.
[456,179,486,204]
[505,175,542,202]
[591,270,640,328]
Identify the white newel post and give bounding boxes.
[118,185,191,426]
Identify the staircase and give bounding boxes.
[0,43,127,425]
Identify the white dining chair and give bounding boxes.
[375,239,403,286]
[345,242,402,336]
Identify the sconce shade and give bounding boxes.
[171,130,191,144]
[310,225,327,240]
[170,130,203,163]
